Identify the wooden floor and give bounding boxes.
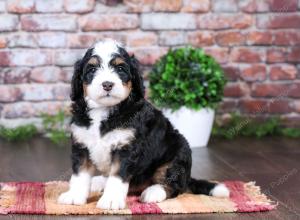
[0,136,299,219]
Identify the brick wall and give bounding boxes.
[0,0,300,127]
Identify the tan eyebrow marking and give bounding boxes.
[112,57,125,65]
[87,56,100,66]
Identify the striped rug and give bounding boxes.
[0,181,276,215]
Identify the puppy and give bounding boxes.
[58,39,229,210]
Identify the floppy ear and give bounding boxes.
[130,55,145,99]
[70,59,84,101]
[70,48,94,101]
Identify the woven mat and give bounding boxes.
[0,181,276,215]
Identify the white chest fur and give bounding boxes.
[71,108,135,174]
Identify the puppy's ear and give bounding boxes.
[70,48,94,101]
[130,55,145,99]
[70,59,83,101]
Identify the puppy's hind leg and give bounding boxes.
[139,163,173,203]
[140,184,167,203]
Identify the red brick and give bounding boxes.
[216,31,245,46]
[257,14,300,29]
[8,34,37,48]
[7,0,35,13]
[287,47,300,63]
[269,100,291,114]
[247,31,273,45]
[230,48,265,63]
[240,99,269,114]
[218,100,237,113]
[213,0,238,12]
[198,14,253,30]
[54,49,84,66]
[0,86,22,102]
[239,0,269,13]
[141,13,196,30]
[222,65,240,81]
[187,31,214,46]
[19,84,70,101]
[30,66,62,83]
[130,47,168,65]
[124,0,154,13]
[252,83,291,97]
[68,34,96,48]
[0,51,10,67]
[2,101,69,118]
[240,64,267,81]
[268,0,298,12]
[4,68,30,84]
[126,32,158,47]
[270,64,297,80]
[204,48,229,64]
[60,67,73,83]
[159,31,186,46]
[36,0,63,12]
[267,48,286,63]
[36,33,67,48]
[64,0,95,13]
[52,84,71,101]
[0,15,19,32]
[273,31,300,46]
[80,14,139,31]
[224,83,248,97]
[21,15,77,31]
[10,50,52,67]
[94,32,126,43]
[289,83,300,98]
[153,0,182,12]
[181,0,210,12]
[0,37,7,48]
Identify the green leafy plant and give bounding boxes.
[0,124,37,142]
[41,110,69,145]
[212,114,300,139]
[149,47,227,111]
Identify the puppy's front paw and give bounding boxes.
[97,194,126,210]
[58,190,87,205]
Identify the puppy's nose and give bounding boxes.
[102,81,114,92]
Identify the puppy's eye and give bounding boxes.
[117,66,124,71]
[89,67,97,73]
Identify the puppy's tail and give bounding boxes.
[188,178,230,197]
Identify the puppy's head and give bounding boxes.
[71,39,144,107]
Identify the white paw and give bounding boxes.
[90,176,107,193]
[210,184,230,198]
[58,190,88,205]
[97,194,126,210]
[140,184,167,203]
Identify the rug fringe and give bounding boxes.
[244,182,278,208]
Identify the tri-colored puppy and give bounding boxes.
[58,39,229,210]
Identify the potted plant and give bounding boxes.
[149,47,226,147]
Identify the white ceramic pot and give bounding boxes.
[162,107,215,148]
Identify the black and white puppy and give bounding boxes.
[58,39,229,210]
